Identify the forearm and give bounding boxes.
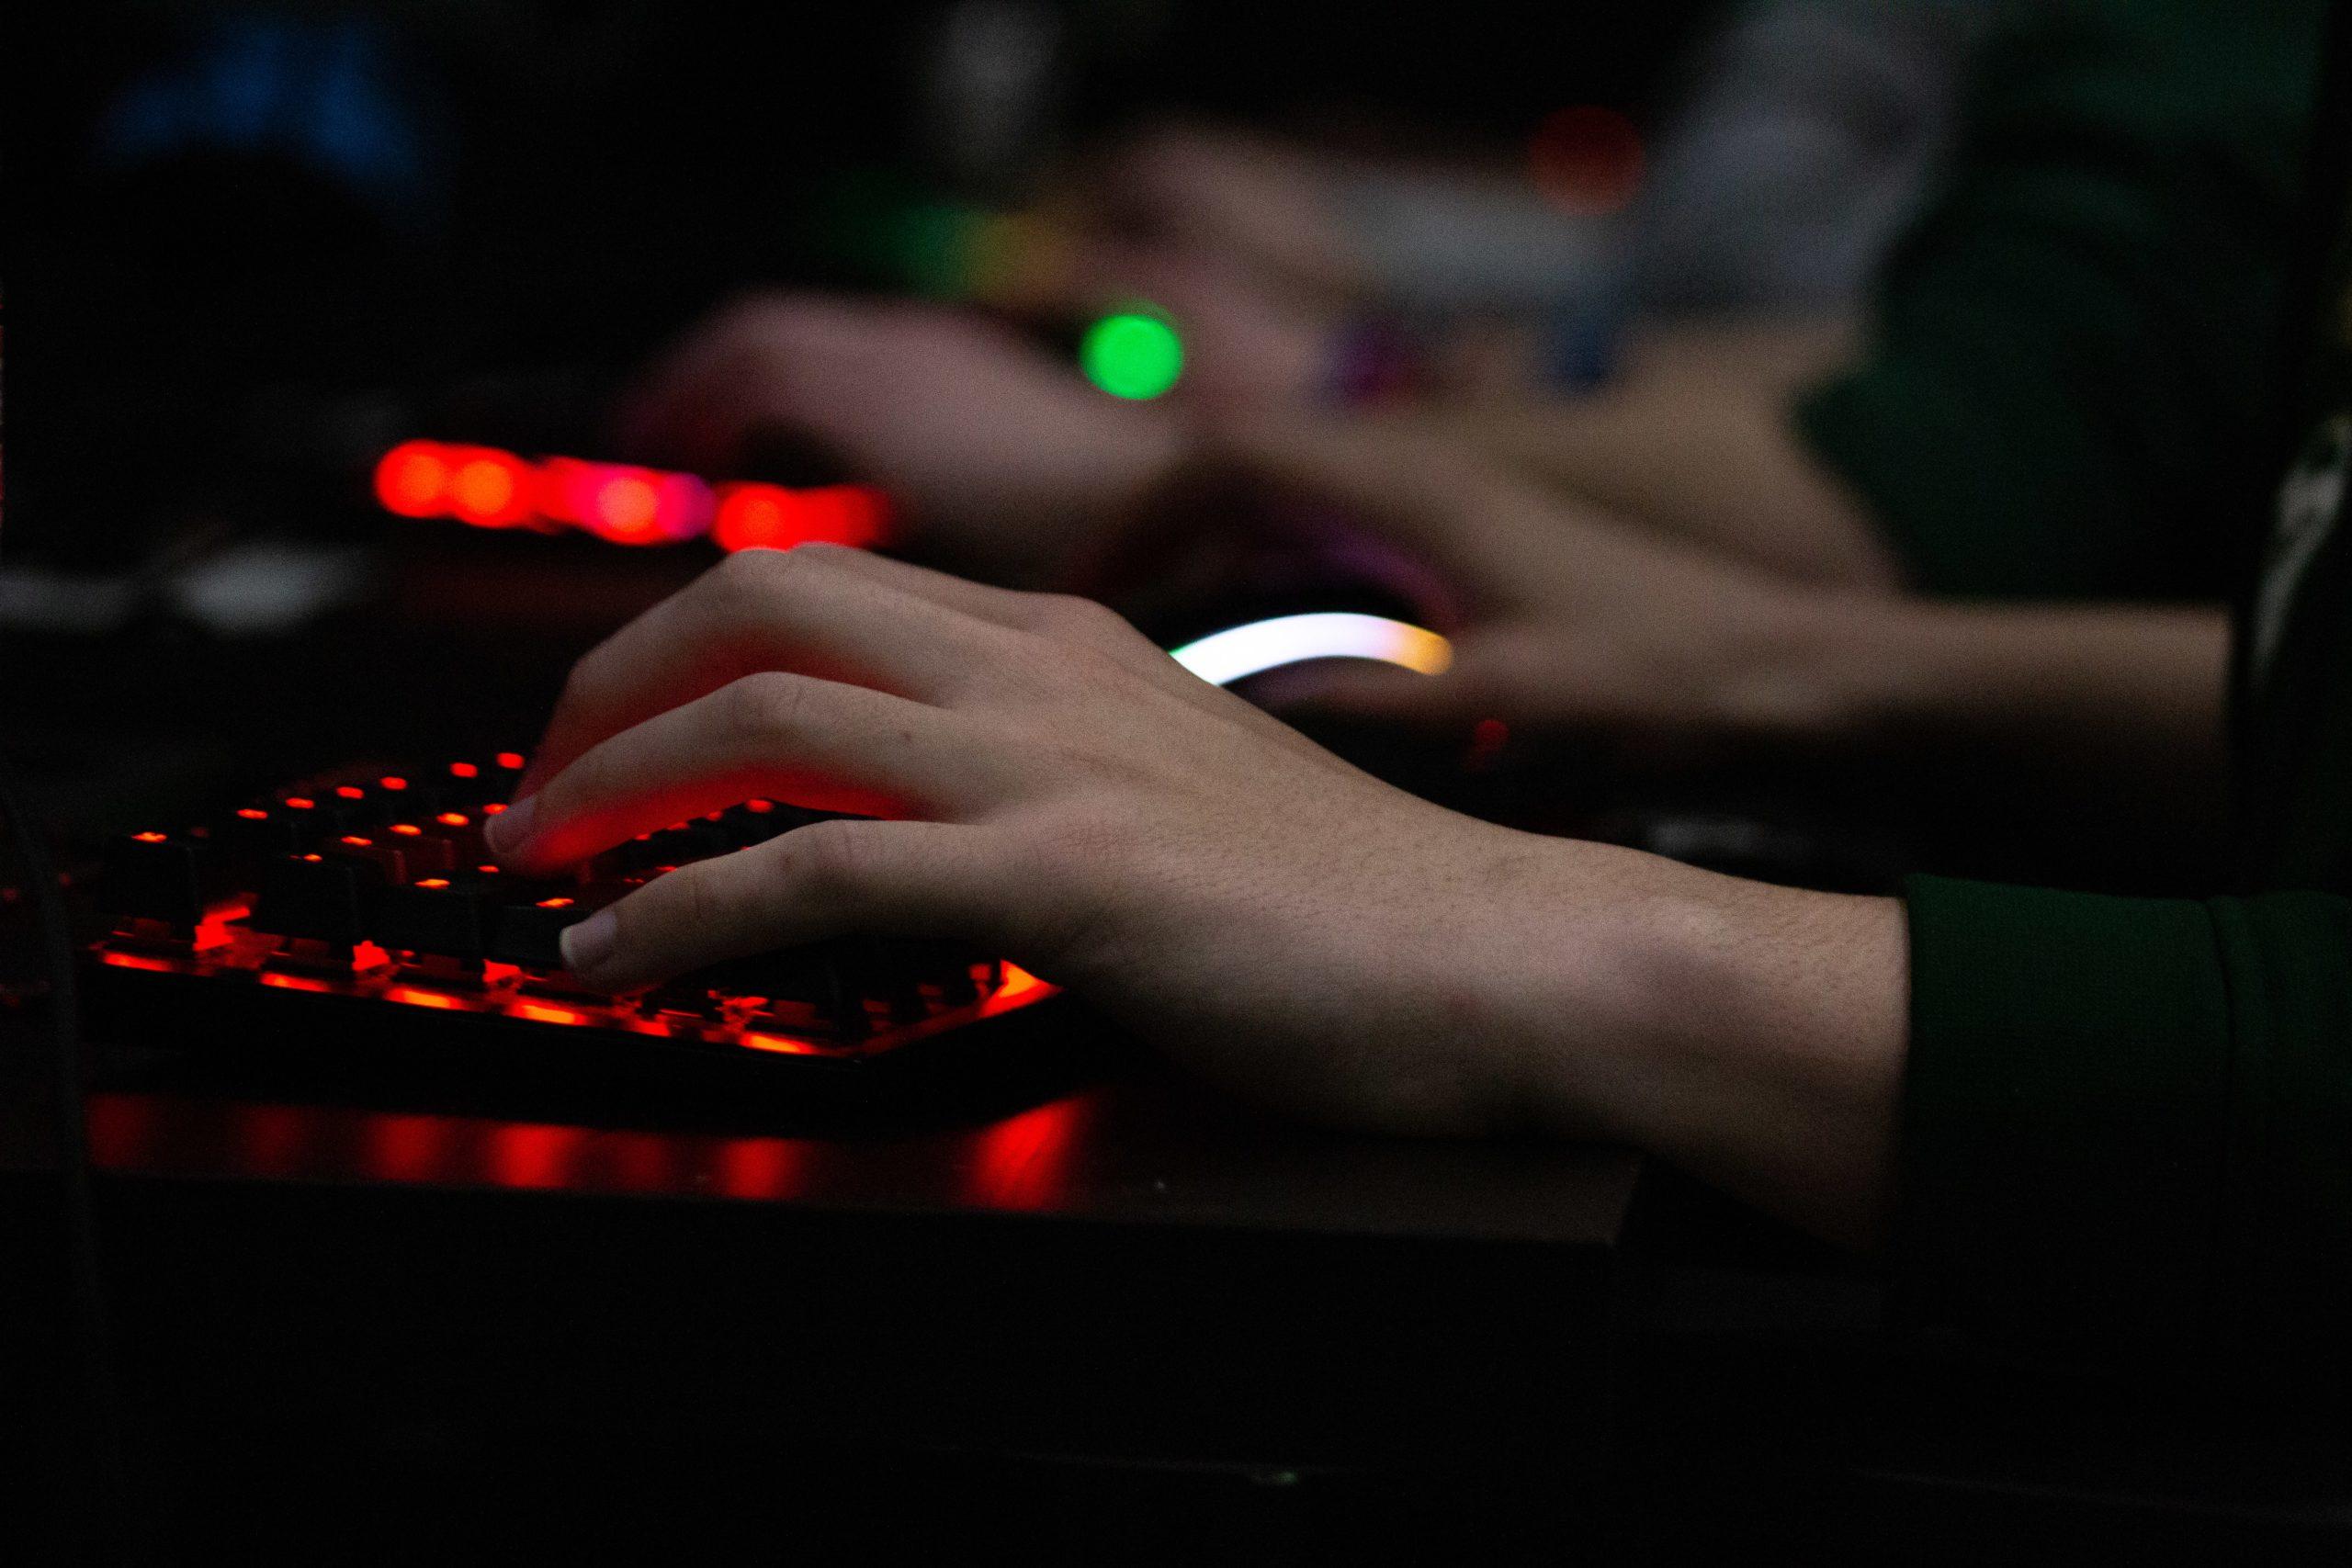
[1614,314,1861,403]
[1784,597,2230,823]
[1476,602,2231,1234]
[1375,337,1898,589]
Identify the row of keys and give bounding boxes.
[96,761,1001,1032]
[107,758,833,925]
[247,855,605,964]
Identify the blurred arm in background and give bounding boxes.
[618,0,1982,575]
[627,0,2322,623]
[1160,415,2233,851]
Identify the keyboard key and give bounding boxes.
[218,805,319,859]
[100,832,208,931]
[373,876,492,958]
[320,784,392,830]
[252,853,371,945]
[382,823,458,876]
[486,888,617,971]
[325,834,410,885]
[700,942,854,1026]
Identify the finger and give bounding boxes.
[808,549,1363,774]
[495,671,1015,874]
[560,818,1002,991]
[515,547,1008,800]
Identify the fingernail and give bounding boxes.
[485,794,537,857]
[560,909,617,976]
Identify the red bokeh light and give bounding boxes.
[654,473,717,540]
[587,474,663,544]
[374,442,892,555]
[447,447,534,526]
[712,483,891,553]
[374,441,452,517]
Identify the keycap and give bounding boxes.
[100,832,207,931]
[381,823,458,876]
[324,834,410,886]
[486,889,616,970]
[318,784,392,830]
[217,805,319,859]
[373,876,492,958]
[658,820,729,861]
[701,942,854,1025]
[251,854,371,945]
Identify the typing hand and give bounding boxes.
[487,545,1669,1133]
[619,295,1182,584]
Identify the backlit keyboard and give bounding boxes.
[85,753,1061,1092]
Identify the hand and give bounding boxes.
[619,295,1182,583]
[491,545,1676,1134]
[491,545,1906,1244]
[1175,417,1853,754]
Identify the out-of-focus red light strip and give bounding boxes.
[372,440,893,554]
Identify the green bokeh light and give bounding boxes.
[1080,311,1184,400]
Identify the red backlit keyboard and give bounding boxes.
[85,754,1065,1097]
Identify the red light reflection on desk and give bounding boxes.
[712,1136,808,1201]
[489,1122,587,1190]
[970,1097,1088,1212]
[363,1111,447,1184]
[85,1093,820,1205]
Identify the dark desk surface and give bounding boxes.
[70,1074,1642,1245]
[37,1064,2352,1562]
[11,1043,1645,1538]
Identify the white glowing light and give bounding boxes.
[1168,612,1453,689]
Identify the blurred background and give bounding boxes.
[6,0,1984,864]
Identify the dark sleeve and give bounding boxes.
[1793,0,2326,599]
[1895,874,2352,1391]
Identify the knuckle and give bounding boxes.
[670,862,739,936]
[555,742,624,818]
[788,818,866,898]
[1024,593,1130,647]
[707,544,794,606]
[725,671,810,746]
[696,549,820,651]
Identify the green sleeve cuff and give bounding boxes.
[1898,876,2352,1382]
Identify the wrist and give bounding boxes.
[1488,838,1906,1246]
[1697,582,1910,748]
